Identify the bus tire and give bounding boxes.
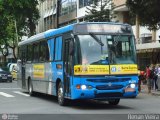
[58,82,67,106]
[108,99,120,105]
[28,80,34,96]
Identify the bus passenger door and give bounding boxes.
[21,47,27,89]
[64,38,73,97]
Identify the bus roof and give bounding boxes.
[18,22,131,46]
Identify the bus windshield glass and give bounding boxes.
[75,34,136,65]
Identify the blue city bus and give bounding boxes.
[17,22,138,106]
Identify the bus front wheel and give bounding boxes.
[108,99,120,105]
[58,82,67,106]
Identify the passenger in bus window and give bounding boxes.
[40,52,45,62]
[82,54,88,65]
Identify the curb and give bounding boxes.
[151,91,160,96]
[140,85,160,96]
[139,91,160,96]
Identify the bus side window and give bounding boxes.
[39,42,45,62]
[39,41,49,62]
[45,41,49,61]
[27,44,33,62]
[33,43,39,62]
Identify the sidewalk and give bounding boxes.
[140,84,160,96]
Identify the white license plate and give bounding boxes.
[2,77,7,79]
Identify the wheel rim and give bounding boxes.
[58,85,63,103]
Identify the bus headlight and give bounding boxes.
[76,84,93,90]
[81,85,87,90]
[130,83,136,88]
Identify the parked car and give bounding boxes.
[0,68,12,82]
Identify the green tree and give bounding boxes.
[85,0,114,22]
[126,0,160,30]
[1,0,40,36]
[0,0,40,61]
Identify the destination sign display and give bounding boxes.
[74,24,132,34]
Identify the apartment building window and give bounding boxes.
[60,0,77,16]
[70,0,76,12]
[79,0,93,8]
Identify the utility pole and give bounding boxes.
[56,0,60,28]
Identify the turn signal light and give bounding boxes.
[76,85,81,89]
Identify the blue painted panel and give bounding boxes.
[48,39,54,61]
[55,36,62,61]
[70,75,138,99]
[58,37,62,60]
[55,38,59,60]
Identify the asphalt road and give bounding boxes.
[0,81,160,120]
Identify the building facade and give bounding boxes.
[113,0,160,70]
[36,0,160,70]
[36,0,57,33]
[36,0,96,32]
[36,0,77,32]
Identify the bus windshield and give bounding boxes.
[75,34,136,65]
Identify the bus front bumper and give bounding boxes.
[71,87,138,100]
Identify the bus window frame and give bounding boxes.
[62,32,75,76]
[24,39,50,64]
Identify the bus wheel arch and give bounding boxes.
[56,78,61,96]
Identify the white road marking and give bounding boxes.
[13,91,30,97]
[0,92,15,97]
[0,88,21,90]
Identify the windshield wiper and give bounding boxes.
[89,33,104,46]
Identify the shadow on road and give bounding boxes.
[29,92,133,110]
[67,100,132,110]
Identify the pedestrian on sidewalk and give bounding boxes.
[153,64,159,91]
[138,71,145,92]
[156,64,160,90]
[150,65,157,90]
[145,65,151,94]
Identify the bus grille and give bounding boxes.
[95,92,123,98]
[87,78,130,83]
[96,85,123,90]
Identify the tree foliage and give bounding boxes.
[0,0,40,60]
[1,0,40,37]
[126,0,160,30]
[85,0,114,22]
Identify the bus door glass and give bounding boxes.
[63,38,74,96]
[21,46,27,88]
